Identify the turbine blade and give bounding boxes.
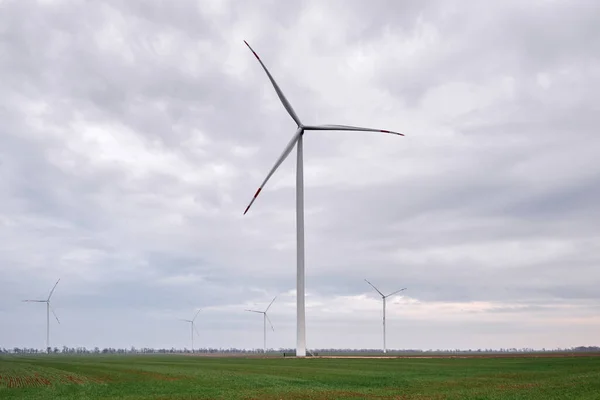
[386,288,407,298]
[244,40,301,126]
[364,279,384,297]
[47,278,60,301]
[179,319,192,322]
[194,324,200,337]
[243,128,302,215]
[49,304,60,324]
[22,300,46,302]
[265,313,275,332]
[245,309,263,314]
[304,124,404,136]
[264,296,277,313]
[192,309,201,322]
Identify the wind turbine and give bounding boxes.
[245,296,277,353]
[242,41,404,357]
[179,309,201,353]
[22,278,61,354]
[365,279,406,354]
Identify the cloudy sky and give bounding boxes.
[1,0,599,352]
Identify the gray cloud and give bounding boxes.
[1,0,599,351]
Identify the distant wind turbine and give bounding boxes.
[23,279,61,354]
[245,296,277,353]
[365,279,406,354]
[179,309,201,353]
[242,40,404,357]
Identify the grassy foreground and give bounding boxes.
[1,354,600,399]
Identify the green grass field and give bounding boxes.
[1,354,600,399]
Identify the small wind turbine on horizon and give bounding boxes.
[242,40,404,357]
[365,279,406,354]
[22,279,61,354]
[179,309,201,353]
[245,296,277,353]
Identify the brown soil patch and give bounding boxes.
[1,374,51,388]
[0,371,105,388]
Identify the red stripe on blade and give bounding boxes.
[243,40,260,60]
[243,188,262,215]
[381,129,405,136]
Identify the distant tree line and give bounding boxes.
[308,346,600,354]
[1,346,599,355]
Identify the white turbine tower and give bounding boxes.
[365,279,406,354]
[179,309,201,353]
[23,279,61,354]
[245,296,277,353]
[242,41,404,357]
